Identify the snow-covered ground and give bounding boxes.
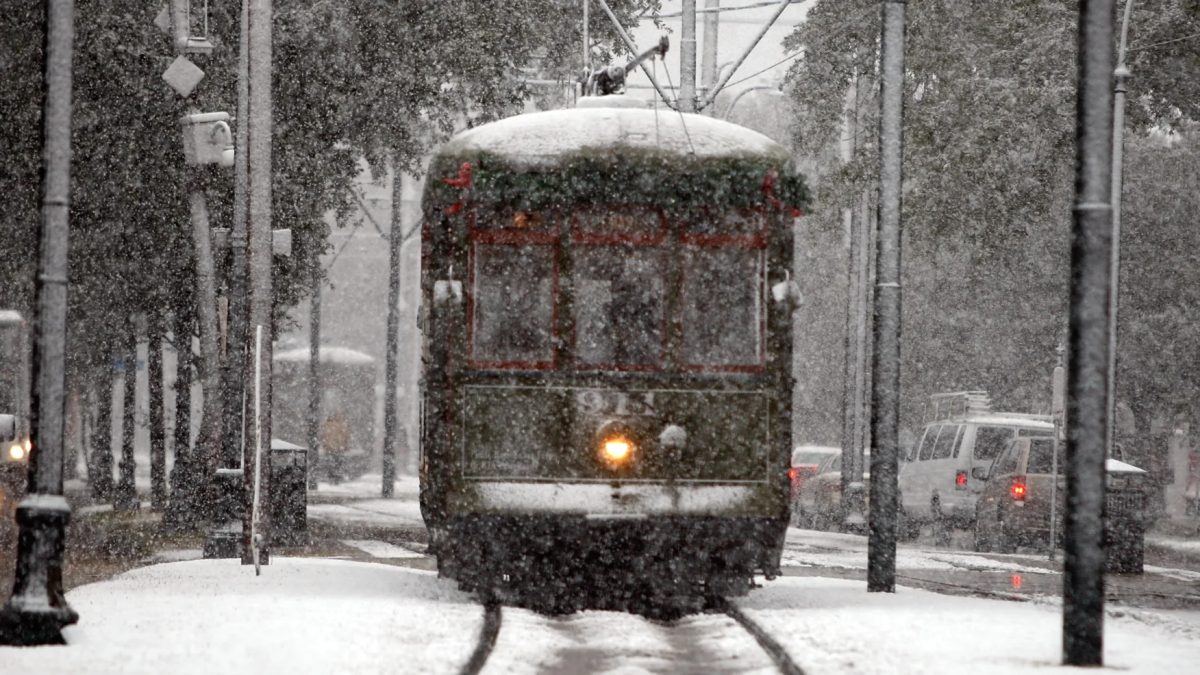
[307,498,425,528]
[0,559,481,675]
[740,576,1200,674]
[2,558,1198,674]
[784,527,1052,576]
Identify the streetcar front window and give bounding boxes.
[573,247,666,368]
[571,207,667,368]
[681,247,763,367]
[470,243,556,366]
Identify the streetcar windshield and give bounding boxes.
[572,207,666,368]
[470,243,556,365]
[681,247,762,367]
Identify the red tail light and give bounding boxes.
[955,470,968,490]
[1010,476,1027,501]
[788,467,799,481]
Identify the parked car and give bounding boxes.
[973,436,1148,572]
[898,391,1053,542]
[789,445,839,519]
[794,451,869,531]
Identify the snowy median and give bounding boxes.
[0,558,481,675]
[738,576,1200,674]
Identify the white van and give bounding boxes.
[898,392,1054,539]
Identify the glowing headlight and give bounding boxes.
[601,437,634,465]
[8,443,24,461]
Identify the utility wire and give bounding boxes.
[657,0,808,18]
[661,61,697,155]
[718,4,878,90]
[1128,31,1200,52]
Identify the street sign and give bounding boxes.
[154,5,171,35]
[162,55,205,98]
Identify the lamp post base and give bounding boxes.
[0,606,68,646]
[0,495,77,646]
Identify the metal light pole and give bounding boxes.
[680,0,697,112]
[1106,0,1134,460]
[241,0,274,566]
[867,0,907,594]
[0,0,78,645]
[1064,0,1115,666]
[223,0,252,496]
[700,0,720,107]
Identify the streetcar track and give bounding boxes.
[717,599,807,675]
[460,601,502,675]
[460,597,805,675]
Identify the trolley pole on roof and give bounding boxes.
[1063,0,1115,665]
[866,0,907,594]
[0,0,78,645]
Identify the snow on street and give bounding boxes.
[3,554,1200,674]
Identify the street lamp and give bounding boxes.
[0,0,78,646]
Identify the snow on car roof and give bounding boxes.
[932,413,1055,430]
[273,345,375,365]
[791,445,839,464]
[1107,458,1147,473]
[0,309,25,324]
[439,106,790,166]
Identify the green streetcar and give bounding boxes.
[418,96,807,610]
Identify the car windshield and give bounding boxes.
[792,450,834,466]
[1026,438,1061,475]
[973,426,1016,463]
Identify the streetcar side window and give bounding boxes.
[470,243,556,366]
[681,247,763,367]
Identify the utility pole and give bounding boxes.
[1106,0,1135,460]
[679,0,697,112]
[0,0,78,645]
[241,0,275,565]
[1064,0,1115,665]
[222,0,252,508]
[700,0,720,107]
[582,0,589,75]
[867,0,907,594]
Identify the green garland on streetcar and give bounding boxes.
[425,151,809,217]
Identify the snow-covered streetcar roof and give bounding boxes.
[438,106,790,166]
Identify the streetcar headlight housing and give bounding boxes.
[8,443,24,461]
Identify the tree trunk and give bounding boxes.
[164,311,196,529]
[148,315,167,510]
[89,365,114,501]
[114,327,139,511]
